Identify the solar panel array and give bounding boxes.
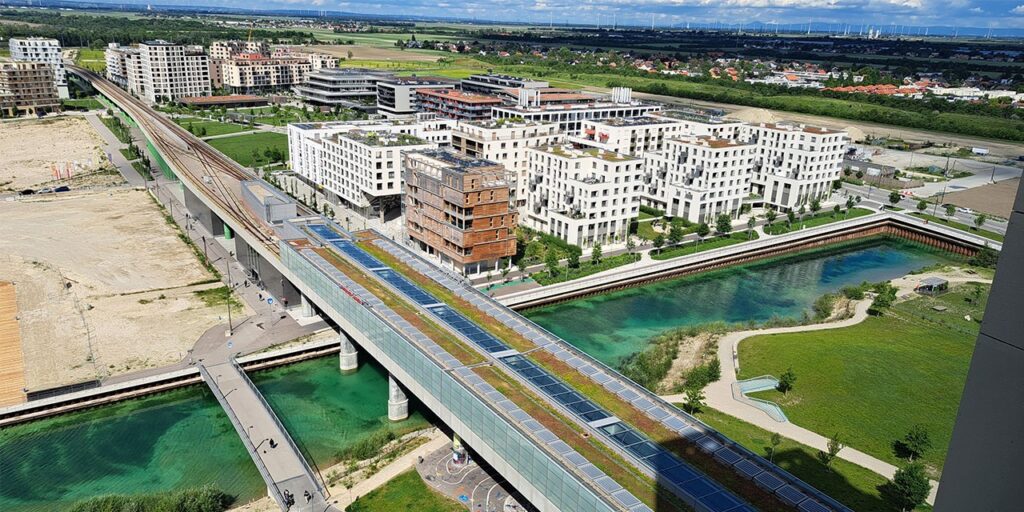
[310,229,754,512]
[367,236,851,512]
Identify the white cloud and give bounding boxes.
[1013,5,1024,14]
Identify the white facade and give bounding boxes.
[9,37,67,99]
[644,136,754,223]
[651,110,746,140]
[491,100,661,136]
[288,119,451,219]
[525,145,642,247]
[570,116,687,155]
[451,119,563,208]
[117,41,211,103]
[745,123,847,211]
[105,43,139,88]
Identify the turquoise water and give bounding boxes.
[0,357,427,511]
[525,238,954,366]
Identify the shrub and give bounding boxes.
[69,486,232,512]
[812,293,837,321]
[840,285,865,300]
[639,204,664,217]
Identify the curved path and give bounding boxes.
[660,299,941,504]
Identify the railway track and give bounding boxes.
[69,65,280,255]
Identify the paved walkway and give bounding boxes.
[84,112,147,187]
[661,299,940,504]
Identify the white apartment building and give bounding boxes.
[376,77,454,117]
[450,118,562,208]
[745,123,847,210]
[9,37,68,99]
[218,54,311,92]
[525,145,643,247]
[116,40,210,103]
[294,68,390,107]
[209,40,270,60]
[288,119,451,219]
[105,43,139,89]
[652,109,746,140]
[570,116,687,155]
[491,88,661,136]
[644,136,754,223]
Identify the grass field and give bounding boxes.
[909,212,1005,242]
[73,48,106,72]
[765,207,875,235]
[651,232,759,260]
[62,97,104,110]
[738,283,988,477]
[347,469,462,512]
[692,408,927,512]
[173,117,250,137]
[206,132,288,167]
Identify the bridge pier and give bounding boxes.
[339,333,358,373]
[300,294,315,318]
[387,374,408,422]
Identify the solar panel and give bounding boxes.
[754,471,786,491]
[662,464,699,485]
[776,485,808,506]
[714,447,744,465]
[733,459,764,479]
[699,490,744,512]
[677,476,718,499]
[798,499,832,512]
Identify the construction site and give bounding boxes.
[0,115,248,401]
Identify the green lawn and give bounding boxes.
[206,132,288,167]
[534,253,641,286]
[651,231,758,260]
[635,218,661,240]
[738,284,988,477]
[909,213,1004,242]
[173,117,250,137]
[74,48,106,72]
[347,469,462,512]
[765,207,875,235]
[692,408,928,512]
[62,97,104,111]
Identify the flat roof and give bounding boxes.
[541,145,640,161]
[340,130,429,147]
[180,95,267,106]
[411,149,502,171]
[495,101,656,113]
[590,116,678,127]
[416,88,503,105]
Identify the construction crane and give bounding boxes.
[247,21,255,43]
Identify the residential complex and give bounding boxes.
[288,119,451,219]
[644,136,754,223]
[570,116,687,155]
[416,88,503,121]
[492,88,662,135]
[450,118,563,207]
[404,149,518,274]
[524,145,643,247]
[8,37,68,99]
[746,122,847,210]
[376,77,455,118]
[208,40,270,60]
[0,60,61,117]
[293,68,391,107]
[106,40,211,103]
[215,53,312,92]
[460,73,548,96]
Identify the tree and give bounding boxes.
[917,200,928,213]
[880,462,931,512]
[545,250,560,278]
[974,213,987,230]
[567,250,580,269]
[746,216,756,239]
[715,214,732,236]
[786,210,796,227]
[682,388,705,413]
[900,424,932,461]
[817,432,844,470]
[833,204,841,217]
[889,191,902,208]
[591,242,602,265]
[668,219,685,245]
[846,196,855,210]
[500,260,511,282]
[653,233,665,254]
[777,367,796,395]
[765,209,777,226]
[695,222,711,242]
[768,432,782,462]
[625,237,635,255]
[945,204,956,217]
[810,198,821,215]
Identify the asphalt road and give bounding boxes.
[840,182,1008,234]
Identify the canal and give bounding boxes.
[0,357,429,511]
[0,236,955,510]
[525,237,956,366]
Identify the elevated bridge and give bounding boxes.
[72,66,851,512]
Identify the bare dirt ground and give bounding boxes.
[661,332,716,393]
[315,44,441,62]
[0,117,111,192]
[0,189,237,390]
[941,177,1020,218]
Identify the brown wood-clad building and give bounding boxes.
[404,149,517,275]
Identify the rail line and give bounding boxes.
[70,65,280,255]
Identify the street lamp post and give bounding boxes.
[226,254,233,336]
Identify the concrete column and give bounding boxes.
[339,333,358,373]
[387,374,409,422]
[299,294,315,318]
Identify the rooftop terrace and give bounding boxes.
[340,130,428,147]
[542,145,641,162]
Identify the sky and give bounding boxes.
[132,0,1024,30]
